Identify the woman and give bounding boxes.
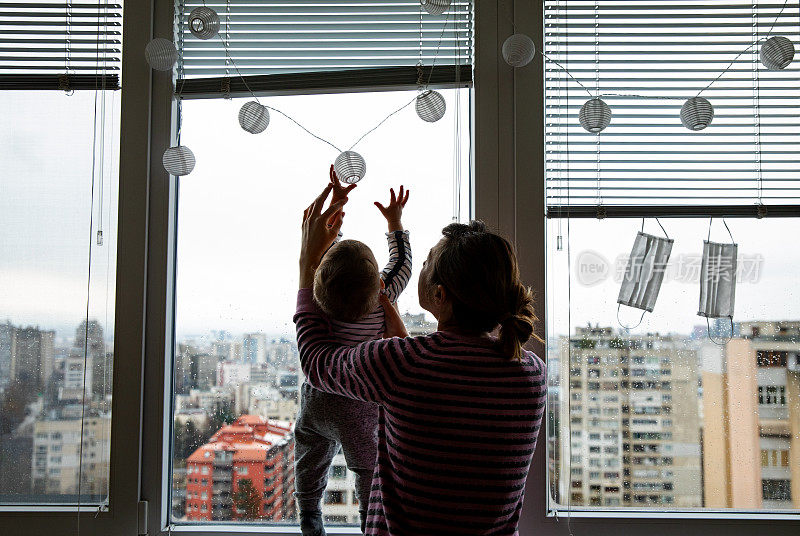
[295,184,546,536]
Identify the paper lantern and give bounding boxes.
[420,0,450,15]
[502,33,536,68]
[680,97,714,131]
[188,7,220,40]
[415,90,446,122]
[334,151,366,184]
[163,145,196,176]
[238,101,270,134]
[760,36,795,70]
[145,38,178,71]
[579,98,611,132]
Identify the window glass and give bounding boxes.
[0,91,119,505]
[547,218,800,512]
[170,89,471,524]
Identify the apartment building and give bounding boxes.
[185,415,295,521]
[31,414,111,499]
[701,321,800,509]
[558,326,702,508]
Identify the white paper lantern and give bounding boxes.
[502,33,536,68]
[145,38,178,71]
[760,35,795,70]
[163,145,196,176]
[415,90,446,122]
[188,7,220,40]
[579,98,611,132]
[420,0,450,15]
[238,101,270,134]
[680,97,714,131]
[334,151,366,184]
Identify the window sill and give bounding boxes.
[547,507,800,521]
[167,524,361,535]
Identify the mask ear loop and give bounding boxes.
[706,316,735,346]
[642,217,671,240]
[707,217,735,244]
[617,303,646,330]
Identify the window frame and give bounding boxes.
[526,0,800,533]
[0,1,146,535]
[141,1,478,536]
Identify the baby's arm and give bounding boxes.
[374,186,411,303]
[327,165,355,245]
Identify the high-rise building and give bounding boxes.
[701,321,800,509]
[190,353,219,391]
[557,326,702,508]
[31,414,111,498]
[59,351,92,401]
[243,333,268,365]
[185,415,295,521]
[72,320,110,399]
[10,326,55,391]
[0,321,15,390]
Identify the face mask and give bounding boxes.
[698,240,737,319]
[617,231,674,313]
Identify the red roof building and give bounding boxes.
[185,415,295,521]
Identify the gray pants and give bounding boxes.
[294,382,378,523]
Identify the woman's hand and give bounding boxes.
[374,185,409,233]
[300,183,348,288]
[380,293,409,338]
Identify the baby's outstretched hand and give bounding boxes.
[329,164,357,204]
[374,185,409,232]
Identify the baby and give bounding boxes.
[294,167,411,536]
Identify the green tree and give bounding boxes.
[208,400,236,434]
[232,478,262,520]
[174,419,212,461]
[0,380,36,435]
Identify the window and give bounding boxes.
[762,480,792,502]
[546,0,800,517]
[1,14,119,513]
[164,0,474,530]
[757,351,788,367]
[325,491,345,505]
[759,385,787,406]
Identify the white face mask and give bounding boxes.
[617,232,674,313]
[698,240,738,319]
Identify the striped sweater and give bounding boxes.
[294,290,547,536]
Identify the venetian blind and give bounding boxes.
[544,1,800,214]
[177,0,473,96]
[0,1,122,90]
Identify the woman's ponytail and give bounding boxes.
[498,283,537,361]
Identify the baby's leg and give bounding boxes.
[333,401,379,533]
[294,385,340,534]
